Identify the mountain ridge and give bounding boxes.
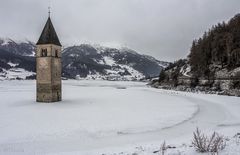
[0,38,169,80]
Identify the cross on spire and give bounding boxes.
[48,6,51,17]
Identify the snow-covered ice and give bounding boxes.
[0,80,239,155]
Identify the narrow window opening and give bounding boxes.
[55,50,58,57]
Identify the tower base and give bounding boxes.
[37,84,62,103]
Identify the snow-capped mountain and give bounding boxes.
[62,44,168,80]
[0,38,36,80]
[0,38,35,56]
[0,38,169,80]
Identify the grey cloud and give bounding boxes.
[0,0,239,61]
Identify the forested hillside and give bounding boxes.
[189,14,240,78]
[153,14,240,96]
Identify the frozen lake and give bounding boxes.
[0,80,239,155]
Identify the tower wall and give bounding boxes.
[36,44,62,102]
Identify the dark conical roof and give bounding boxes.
[36,17,62,46]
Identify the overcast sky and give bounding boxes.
[0,0,239,61]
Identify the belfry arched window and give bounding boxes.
[41,49,47,57]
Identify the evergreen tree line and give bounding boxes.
[189,14,240,78]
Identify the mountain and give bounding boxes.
[0,38,168,80]
[0,39,36,80]
[152,14,240,96]
[62,44,168,80]
[0,38,35,56]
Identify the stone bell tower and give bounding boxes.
[36,16,62,102]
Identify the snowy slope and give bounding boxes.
[0,80,239,155]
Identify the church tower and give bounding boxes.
[36,16,62,102]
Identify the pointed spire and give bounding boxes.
[36,17,62,46]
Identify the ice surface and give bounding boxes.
[0,80,239,155]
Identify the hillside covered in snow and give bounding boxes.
[0,38,168,81]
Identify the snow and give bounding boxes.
[69,53,79,57]
[118,64,144,80]
[69,56,145,80]
[27,50,35,57]
[0,38,12,46]
[0,68,35,80]
[230,66,240,77]
[101,56,144,80]
[96,59,105,65]
[85,72,104,80]
[104,64,144,81]
[214,67,240,78]
[103,56,116,66]
[105,69,119,74]
[0,80,239,155]
[7,62,19,67]
[180,64,191,77]
[0,38,30,46]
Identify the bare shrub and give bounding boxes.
[153,141,168,155]
[233,133,240,145]
[192,128,226,154]
[160,141,167,155]
[192,128,208,152]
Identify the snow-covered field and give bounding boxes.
[0,80,239,155]
[0,68,35,80]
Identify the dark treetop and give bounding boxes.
[36,17,61,46]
